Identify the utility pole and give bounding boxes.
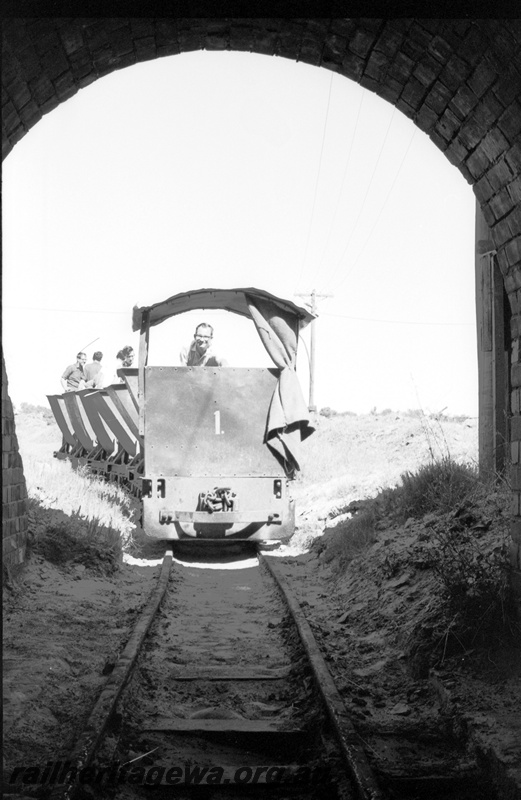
[295,289,333,412]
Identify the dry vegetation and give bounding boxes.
[12,406,137,575]
[292,408,479,537]
[290,408,520,668]
[320,466,515,660]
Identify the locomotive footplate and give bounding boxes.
[159,510,281,524]
[143,475,292,540]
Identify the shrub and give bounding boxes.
[20,401,55,424]
[406,520,517,672]
[27,500,122,575]
[320,407,337,418]
[396,457,478,522]
[397,471,517,673]
[432,526,511,633]
[353,457,479,526]
[404,408,423,418]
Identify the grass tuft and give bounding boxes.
[24,459,136,549]
[27,498,123,574]
[395,457,479,521]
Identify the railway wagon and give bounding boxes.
[48,287,315,543]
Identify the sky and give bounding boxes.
[2,50,478,416]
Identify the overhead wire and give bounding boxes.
[324,104,397,291]
[322,311,474,326]
[330,125,417,293]
[314,88,365,278]
[294,71,334,294]
[4,305,129,314]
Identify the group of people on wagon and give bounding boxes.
[61,323,227,393]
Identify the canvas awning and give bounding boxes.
[132,287,315,331]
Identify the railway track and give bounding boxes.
[46,546,500,800]
[46,545,379,800]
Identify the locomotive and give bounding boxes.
[48,287,315,543]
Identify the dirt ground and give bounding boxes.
[279,532,521,794]
[3,554,157,771]
[3,410,521,797]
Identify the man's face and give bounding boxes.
[77,354,87,368]
[122,351,134,367]
[194,327,212,355]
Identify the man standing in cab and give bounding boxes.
[179,323,228,367]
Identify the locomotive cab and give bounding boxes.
[132,287,315,542]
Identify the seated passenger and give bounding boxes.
[108,346,135,384]
[179,323,228,367]
[117,345,134,369]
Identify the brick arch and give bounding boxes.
[2,18,521,586]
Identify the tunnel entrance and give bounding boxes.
[2,18,520,594]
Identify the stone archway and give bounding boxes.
[2,17,521,591]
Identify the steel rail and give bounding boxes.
[49,549,174,800]
[260,552,383,800]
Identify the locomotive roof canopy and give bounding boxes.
[132,287,316,332]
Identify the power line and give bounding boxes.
[315,88,365,277]
[322,311,474,326]
[325,105,397,290]
[4,305,129,314]
[330,125,417,293]
[295,71,334,293]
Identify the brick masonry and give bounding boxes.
[2,18,521,593]
[2,353,28,569]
